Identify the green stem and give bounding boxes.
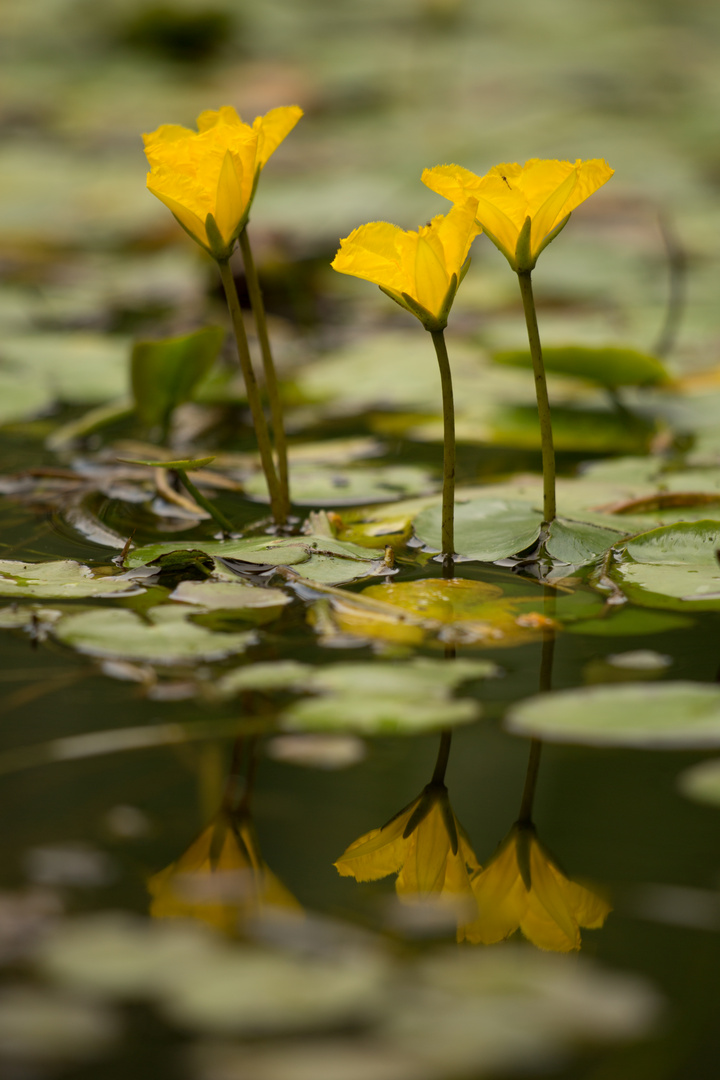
[431,729,453,786]
[176,469,235,534]
[216,258,285,525]
[238,228,291,520]
[517,270,556,524]
[517,739,542,825]
[430,328,456,560]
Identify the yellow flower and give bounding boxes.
[331,200,481,330]
[143,104,303,258]
[148,812,301,936]
[464,823,611,952]
[335,783,480,937]
[422,158,613,272]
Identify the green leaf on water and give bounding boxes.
[169,580,291,623]
[131,327,224,430]
[414,499,543,561]
[606,521,720,610]
[0,560,143,599]
[545,519,623,564]
[53,605,254,665]
[243,463,435,506]
[127,536,378,587]
[494,345,671,388]
[506,682,720,748]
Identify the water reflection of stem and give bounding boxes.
[517,739,542,825]
[432,730,453,785]
[430,328,456,560]
[216,259,284,525]
[518,589,557,823]
[517,270,556,524]
[238,228,290,521]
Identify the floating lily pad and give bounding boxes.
[0,368,54,425]
[128,536,378,587]
[0,333,129,404]
[494,345,671,388]
[169,580,291,623]
[606,521,720,610]
[506,682,720,748]
[280,657,495,735]
[243,463,435,506]
[0,560,143,600]
[321,578,555,649]
[414,499,543,561]
[53,606,254,665]
[545,519,624,565]
[566,607,693,637]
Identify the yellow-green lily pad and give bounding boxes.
[0,560,143,599]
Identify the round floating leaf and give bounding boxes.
[244,464,435,506]
[677,758,720,807]
[0,560,143,599]
[54,606,254,665]
[414,499,543,561]
[324,578,555,649]
[169,580,290,623]
[128,536,377,588]
[566,607,692,637]
[0,333,129,404]
[608,521,720,610]
[545,519,623,565]
[494,345,671,388]
[506,682,720,748]
[0,368,54,425]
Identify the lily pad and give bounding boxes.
[494,345,671,388]
[169,580,291,623]
[414,499,543,561]
[243,463,435,506]
[322,578,556,649]
[53,606,255,665]
[128,536,378,587]
[506,682,720,748]
[606,521,720,610]
[279,657,495,735]
[0,560,143,599]
[545,519,623,565]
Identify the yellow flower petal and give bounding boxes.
[397,801,451,894]
[422,158,613,269]
[214,150,246,246]
[254,105,304,167]
[146,181,209,248]
[465,839,527,944]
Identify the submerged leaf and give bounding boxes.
[494,345,671,388]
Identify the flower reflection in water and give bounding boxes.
[335,732,482,940]
[148,740,301,936]
[465,820,610,952]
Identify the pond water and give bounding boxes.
[3,419,720,1080]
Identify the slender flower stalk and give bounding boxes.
[430,329,456,557]
[517,270,555,522]
[238,228,290,521]
[217,259,285,523]
[176,468,235,533]
[331,200,480,559]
